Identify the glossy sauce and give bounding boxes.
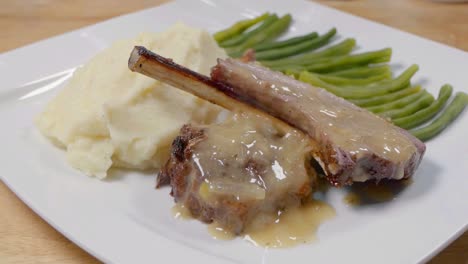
[192,113,312,203]
[244,200,335,248]
[174,197,335,247]
[171,203,192,220]
[208,222,236,240]
[205,200,335,247]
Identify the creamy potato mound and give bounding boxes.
[36,23,227,178]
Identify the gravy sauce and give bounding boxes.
[172,203,192,220]
[192,113,312,204]
[208,222,236,240]
[205,200,335,247]
[244,200,335,248]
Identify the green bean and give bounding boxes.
[255,28,336,61]
[220,14,278,48]
[227,14,292,57]
[326,65,392,79]
[299,38,354,59]
[298,64,418,99]
[271,48,392,73]
[304,48,392,73]
[261,38,354,68]
[368,90,426,113]
[253,32,318,51]
[214,13,270,43]
[255,34,327,60]
[380,92,435,119]
[315,72,391,86]
[350,85,421,107]
[393,85,453,130]
[410,92,468,141]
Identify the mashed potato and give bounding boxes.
[36,23,227,178]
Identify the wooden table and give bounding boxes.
[0,1,467,263]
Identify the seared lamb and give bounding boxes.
[211,59,426,186]
[158,113,315,234]
[128,47,425,186]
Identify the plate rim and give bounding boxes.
[1,0,467,263]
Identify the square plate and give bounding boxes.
[1,0,467,263]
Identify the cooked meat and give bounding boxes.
[158,113,315,234]
[128,47,425,186]
[211,59,426,186]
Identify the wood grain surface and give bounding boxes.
[0,0,467,263]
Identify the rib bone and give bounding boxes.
[128,46,298,133]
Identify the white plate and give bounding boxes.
[1,0,467,263]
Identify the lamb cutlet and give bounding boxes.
[128,46,425,186]
[211,59,426,186]
[158,114,315,234]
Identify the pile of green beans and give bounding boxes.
[213,13,270,43]
[350,85,421,107]
[299,65,418,99]
[255,28,336,61]
[224,14,292,58]
[410,92,468,141]
[314,72,391,86]
[393,85,452,129]
[214,13,468,141]
[254,31,318,51]
[261,37,355,68]
[326,65,391,79]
